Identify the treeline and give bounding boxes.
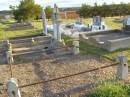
[78,3,130,18]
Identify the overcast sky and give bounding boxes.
[0,0,130,11]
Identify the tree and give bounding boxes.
[78,3,130,18]
[34,4,42,20]
[77,4,92,18]
[45,6,53,20]
[10,0,42,22]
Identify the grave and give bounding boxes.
[5,22,34,31]
[80,16,130,51]
[62,16,108,37]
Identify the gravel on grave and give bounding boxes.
[0,53,117,97]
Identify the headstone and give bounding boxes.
[117,55,128,80]
[6,78,21,97]
[53,4,61,42]
[93,16,102,26]
[123,16,130,32]
[42,8,47,35]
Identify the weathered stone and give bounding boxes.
[117,55,128,80]
[73,40,79,55]
[6,78,21,97]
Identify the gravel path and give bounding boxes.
[0,53,116,97]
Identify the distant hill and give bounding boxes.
[0,10,12,19]
[0,10,12,16]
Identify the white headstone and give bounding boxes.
[93,16,101,26]
[53,4,61,41]
[126,18,130,25]
[42,8,47,35]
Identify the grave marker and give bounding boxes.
[53,4,61,42]
[42,8,47,35]
[93,16,102,26]
[123,16,130,32]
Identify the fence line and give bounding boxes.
[12,45,73,56]
[18,62,118,88]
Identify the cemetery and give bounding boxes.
[0,1,130,97]
[60,16,108,36]
[80,16,130,51]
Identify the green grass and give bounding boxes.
[0,20,42,40]
[80,41,130,64]
[85,83,130,97]
[103,17,122,29]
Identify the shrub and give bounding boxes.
[85,83,129,97]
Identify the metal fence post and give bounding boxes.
[117,55,128,80]
[6,78,21,97]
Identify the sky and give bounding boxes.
[0,0,130,11]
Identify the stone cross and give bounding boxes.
[42,8,47,35]
[6,78,21,97]
[117,55,128,80]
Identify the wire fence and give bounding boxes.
[0,38,129,97]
